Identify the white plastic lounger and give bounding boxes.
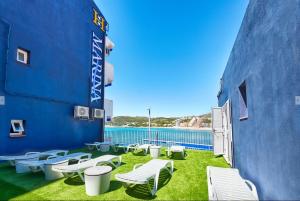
[115,159,174,195]
[116,143,139,153]
[16,152,92,173]
[53,154,121,182]
[85,142,114,152]
[207,166,259,201]
[133,144,152,155]
[0,150,68,166]
[167,146,186,158]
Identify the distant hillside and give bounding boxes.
[106,113,211,128]
[106,116,177,127]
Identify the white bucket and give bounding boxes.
[150,146,161,159]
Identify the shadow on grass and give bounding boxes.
[109,180,123,192]
[64,175,84,186]
[0,179,31,200]
[132,151,147,156]
[0,165,54,200]
[124,168,176,200]
[168,152,187,160]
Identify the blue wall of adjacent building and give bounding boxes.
[218,0,300,200]
[0,0,106,154]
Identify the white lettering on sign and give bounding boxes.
[91,32,103,103]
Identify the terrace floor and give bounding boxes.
[0,148,229,200]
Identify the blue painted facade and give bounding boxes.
[218,0,300,200]
[0,0,107,154]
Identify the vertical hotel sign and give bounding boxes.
[90,9,106,103]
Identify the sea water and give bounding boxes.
[104,127,213,150]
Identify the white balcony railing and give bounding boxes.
[105,36,115,56]
[104,128,213,150]
[105,61,114,86]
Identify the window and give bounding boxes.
[17,48,30,64]
[239,81,248,120]
[10,120,25,138]
[12,120,24,132]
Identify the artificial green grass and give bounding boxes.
[0,148,229,200]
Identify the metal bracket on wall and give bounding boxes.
[0,96,5,105]
[295,96,300,105]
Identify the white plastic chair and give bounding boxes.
[115,159,174,195]
[16,152,91,173]
[0,150,68,166]
[53,154,122,182]
[167,145,186,158]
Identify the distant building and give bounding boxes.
[175,119,181,127]
[213,1,300,200]
[0,0,114,154]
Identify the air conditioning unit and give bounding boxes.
[74,106,89,119]
[92,108,104,119]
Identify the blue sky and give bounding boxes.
[95,0,248,117]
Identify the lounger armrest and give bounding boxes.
[170,160,174,174]
[85,153,92,159]
[166,147,171,157]
[25,152,40,156]
[79,158,89,163]
[96,144,101,149]
[244,179,259,200]
[133,163,144,170]
[47,155,58,160]
[132,143,139,147]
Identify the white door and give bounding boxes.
[225,101,233,166]
[222,100,233,166]
[222,105,228,161]
[212,107,224,155]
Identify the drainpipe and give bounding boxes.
[1,18,11,90]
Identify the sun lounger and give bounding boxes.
[116,143,139,153]
[207,166,258,200]
[85,141,115,152]
[16,152,92,174]
[133,144,152,155]
[167,145,186,158]
[115,159,174,195]
[0,150,68,166]
[52,154,121,182]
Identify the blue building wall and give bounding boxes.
[218,0,300,200]
[0,0,107,154]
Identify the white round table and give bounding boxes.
[84,166,112,196]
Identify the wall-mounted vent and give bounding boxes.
[74,106,89,119]
[92,108,104,119]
